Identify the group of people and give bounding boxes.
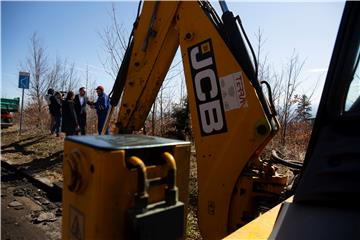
[46,85,110,137]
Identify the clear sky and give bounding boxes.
[2,1,138,99]
[2,1,345,113]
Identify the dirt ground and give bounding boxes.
[1,165,62,240]
[1,127,64,185]
[1,126,202,239]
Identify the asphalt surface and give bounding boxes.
[1,166,62,240]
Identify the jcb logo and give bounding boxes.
[188,39,227,136]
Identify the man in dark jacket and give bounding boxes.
[74,87,89,135]
[49,91,62,137]
[92,85,109,135]
[46,88,55,134]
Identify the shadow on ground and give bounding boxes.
[1,132,64,178]
[13,150,63,175]
[1,135,47,155]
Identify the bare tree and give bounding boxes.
[47,57,79,95]
[53,59,79,93]
[46,56,62,91]
[255,29,282,113]
[255,28,268,83]
[151,59,184,136]
[99,3,129,79]
[85,64,90,91]
[279,51,305,145]
[146,67,181,136]
[26,32,49,126]
[255,29,307,148]
[65,62,79,92]
[269,71,283,109]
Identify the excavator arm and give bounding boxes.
[106,1,281,239]
[110,1,180,131]
[62,1,360,239]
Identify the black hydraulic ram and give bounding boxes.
[218,0,278,130]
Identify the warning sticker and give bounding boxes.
[70,206,84,240]
[220,71,247,111]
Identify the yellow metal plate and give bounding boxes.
[224,197,293,240]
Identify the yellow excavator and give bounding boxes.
[62,1,360,239]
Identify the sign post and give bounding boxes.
[18,72,30,134]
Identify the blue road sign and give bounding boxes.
[18,72,30,89]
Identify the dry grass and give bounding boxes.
[186,153,202,240]
[1,125,64,184]
[264,122,313,163]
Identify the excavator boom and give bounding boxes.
[63,1,288,240]
[110,1,279,238]
[62,1,360,239]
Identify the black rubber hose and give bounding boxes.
[271,150,303,170]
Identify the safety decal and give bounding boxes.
[70,206,84,240]
[220,71,247,112]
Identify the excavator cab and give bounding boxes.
[269,2,360,239]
